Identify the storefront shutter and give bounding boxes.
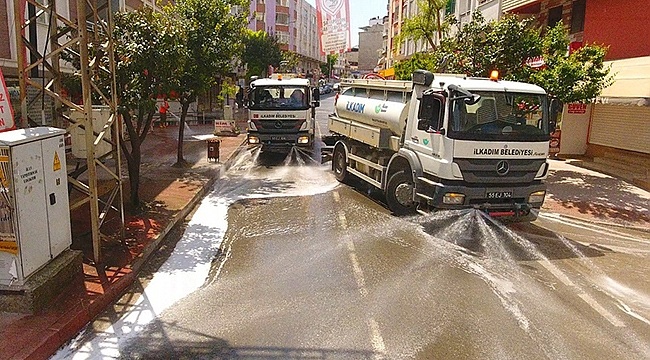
[589,104,650,154]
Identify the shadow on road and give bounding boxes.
[546,170,650,226]
[119,318,378,359]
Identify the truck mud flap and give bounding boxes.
[320,145,334,164]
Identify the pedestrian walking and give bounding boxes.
[236,86,244,110]
[159,99,169,128]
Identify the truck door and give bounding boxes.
[405,91,446,171]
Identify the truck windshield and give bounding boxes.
[448,91,550,142]
[249,85,310,110]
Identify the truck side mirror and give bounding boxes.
[418,93,443,131]
[549,98,561,133]
[312,88,320,107]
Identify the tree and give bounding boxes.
[394,52,437,80]
[394,0,450,51]
[320,54,338,78]
[281,50,301,72]
[168,0,249,166]
[242,30,283,78]
[112,8,184,209]
[530,24,613,104]
[433,12,541,79]
[420,12,612,104]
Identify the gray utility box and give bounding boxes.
[0,127,71,286]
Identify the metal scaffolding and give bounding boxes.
[12,0,125,264]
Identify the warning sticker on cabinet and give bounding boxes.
[53,152,61,171]
[0,241,18,255]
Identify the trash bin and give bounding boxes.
[207,137,220,162]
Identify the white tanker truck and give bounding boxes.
[327,70,551,221]
[247,74,320,152]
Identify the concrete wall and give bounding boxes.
[584,0,650,61]
[358,23,384,73]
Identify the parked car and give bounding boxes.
[319,84,332,94]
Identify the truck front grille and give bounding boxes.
[252,119,305,133]
[454,158,546,184]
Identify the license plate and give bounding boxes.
[270,136,288,140]
[487,191,513,199]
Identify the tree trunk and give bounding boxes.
[127,139,142,209]
[119,108,147,211]
[175,100,191,166]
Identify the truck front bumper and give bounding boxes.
[424,182,547,221]
[248,132,312,151]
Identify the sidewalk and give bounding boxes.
[0,123,248,360]
[1,133,648,359]
[543,158,650,231]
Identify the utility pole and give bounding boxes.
[13,0,125,264]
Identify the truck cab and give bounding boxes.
[247,75,320,152]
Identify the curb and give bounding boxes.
[23,138,248,360]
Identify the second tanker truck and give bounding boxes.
[327,70,551,221]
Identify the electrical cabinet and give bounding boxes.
[0,127,71,286]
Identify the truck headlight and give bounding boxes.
[297,136,310,144]
[443,193,465,205]
[528,190,546,204]
[248,136,260,144]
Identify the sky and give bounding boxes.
[305,0,388,48]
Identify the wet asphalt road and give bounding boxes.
[114,174,650,359]
[55,91,650,360]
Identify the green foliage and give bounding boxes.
[111,7,185,206]
[320,54,338,76]
[427,12,612,103]
[218,78,238,107]
[242,30,283,78]
[113,8,183,120]
[530,24,613,104]
[281,50,301,72]
[165,0,248,165]
[394,0,450,51]
[168,0,248,105]
[434,12,540,79]
[395,52,437,80]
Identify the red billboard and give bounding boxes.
[316,0,351,55]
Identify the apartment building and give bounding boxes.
[357,17,384,74]
[507,0,650,171]
[384,0,501,73]
[248,0,324,76]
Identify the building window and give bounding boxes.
[276,13,289,25]
[277,31,290,44]
[255,12,265,21]
[277,0,288,6]
[446,0,456,15]
[571,0,586,33]
[548,5,563,28]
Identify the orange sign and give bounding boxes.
[0,241,18,255]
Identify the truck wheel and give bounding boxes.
[386,171,416,216]
[332,144,350,183]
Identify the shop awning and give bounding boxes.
[598,56,650,106]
